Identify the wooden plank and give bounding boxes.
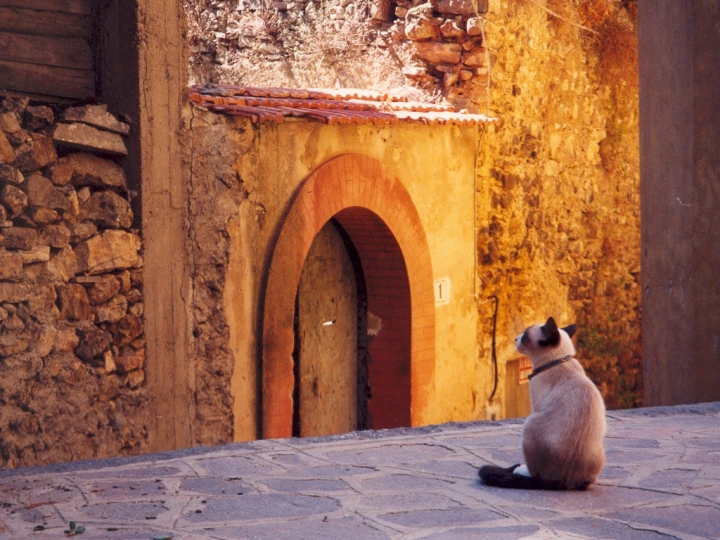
[0,31,92,70]
[0,58,94,99]
[0,0,91,16]
[0,7,92,39]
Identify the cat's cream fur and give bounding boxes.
[515,317,606,489]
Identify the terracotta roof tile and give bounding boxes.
[189,84,499,126]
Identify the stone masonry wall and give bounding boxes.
[0,97,147,467]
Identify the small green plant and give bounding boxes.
[64,521,85,536]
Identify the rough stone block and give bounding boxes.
[53,123,128,156]
[61,104,130,136]
[70,221,98,245]
[74,325,113,362]
[60,152,127,190]
[370,0,392,21]
[74,230,141,275]
[0,111,22,136]
[0,282,35,303]
[27,284,58,319]
[80,190,134,229]
[87,274,121,304]
[0,251,23,281]
[1,184,28,216]
[48,161,74,186]
[96,294,128,323]
[115,347,145,373]
[38,223,71,248]
[0,131,15,164]
[126,368,145,388]
[3,227,37,250]
[405,4,439,41]
[436,0,487,15]
[30,207,59,224]
[413,42,462,64]
[23,106,55,131]
[0,163,23,185]
[25,174,72,211]
[462,47,486,67]
[110,314,143,346]
[58,283,94,321]
[52,327,79,353]
[44,246,78,282]
[18,245,50,264]
[14,135,58,172]
[99,373,120,400]
[440,19,465,38]
[466,16,485,36]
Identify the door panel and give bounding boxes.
[295,220,357,437]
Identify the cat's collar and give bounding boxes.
[527,354,571,380]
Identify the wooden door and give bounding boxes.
[293,220,360,437]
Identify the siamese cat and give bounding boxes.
[479,317,606,490]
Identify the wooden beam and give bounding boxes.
[0,31,93,70]
[0,58,94,99]
[0,7,92,40]
[0,0,91,16]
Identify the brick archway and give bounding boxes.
[262,154,435,438]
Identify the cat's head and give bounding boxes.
[516,317,577,362]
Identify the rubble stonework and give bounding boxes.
[0,97,147,468]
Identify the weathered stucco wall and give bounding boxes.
[185,108,482,441]
[185,0,641,420]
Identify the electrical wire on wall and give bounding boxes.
[468,2,499,412]
[487,295,499,403]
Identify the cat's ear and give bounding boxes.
[562,324,577,338]
[539,317,560,347]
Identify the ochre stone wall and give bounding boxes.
[0,97,147,468]
[475,0,641,411]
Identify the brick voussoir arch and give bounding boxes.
[262,153,435,438]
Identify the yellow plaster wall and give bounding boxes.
[219,115,483,439]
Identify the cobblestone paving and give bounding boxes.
[1,403,719,539]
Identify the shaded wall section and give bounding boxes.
[639,0,720,405]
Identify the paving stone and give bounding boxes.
[379,506,503,528]
[180,476,251,495]
[288,464,378,478]
[552,517,677,539]
[0,404,719,539]
[193,455,281,476]
[420,525,540,539]
[324,442,454,465]
[609,504,720,539]
[260,478,349,492]
[357,492,460,510]
[78,501,168,521]
[209,515,392,540]
[636,468,698,490]
[184,493,340,522]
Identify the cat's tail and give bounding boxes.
[478,464,571,490]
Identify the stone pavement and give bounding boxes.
[1,403,719,540]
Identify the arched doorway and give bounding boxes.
[262,154,434,439]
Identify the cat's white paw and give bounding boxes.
[513,464,531,477]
